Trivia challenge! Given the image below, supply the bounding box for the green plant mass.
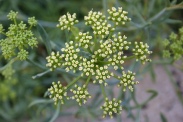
[46,7,152,118]
[0,11,37,60]
[0,0,183,122]
[163,26,183,61]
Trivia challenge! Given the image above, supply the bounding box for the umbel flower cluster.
[0,61,17,101]
[46,7,152,118]
[0,11,38,60]
[163,26,183,60]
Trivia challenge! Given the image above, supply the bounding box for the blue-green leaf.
[37,23,52,54]
[29,99,53,108]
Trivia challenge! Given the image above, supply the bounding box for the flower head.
[57,13,78,30]
[70,84,91,106]
[108,7,131,25]
[75,32,93,48]
[46,52,62,71]
[60,41,81,72]
[118,71,139,91]
[28,17,37,26]
[84,10,114,39]
[133,42,152,64]
[48,81,68,105]
[17,49,28,61]
[101,98,122,118]
[7,10,18,20]
[0,11,38,60]
[163,26,183,61]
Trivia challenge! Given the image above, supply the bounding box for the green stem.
[97,61,111,65]
[0,31,6,35]
[102,0,108,18]
[100,84,107,98]
[0,57,17,72]
[65,30,69,42]
[112,73,120,80]
[14,18,17,26]
[29,25,32,30]
[32,70,51,79]
[124,55,135,60]
[66,75,82,89]
[85,75,92,86]
[166,4,183,11]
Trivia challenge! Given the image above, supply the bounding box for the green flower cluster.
[108,7,131,25]
[0,11,38,60]
[101,98,122,118]
[0,79,17,101]
[57,13,79,30]
[0,61,17,101]
[46,7,152,118]
[118,71,139,92]
[163,27,183,60]
[46,52,62,71]
[48,81,68,105]
[70,84,91,106]
[48,81,91,106]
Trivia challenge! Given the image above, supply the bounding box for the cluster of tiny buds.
[111,33,130,51]
[61,41,81,72]
[70,84,91,106]
[75,32,93,48]
[84,10,114,39]
[118,71,139,92]
[108,7,131,25]
[48,81,68,105]
[80,58,95,76]
[163,27,183,60]
[0,24,4,33]
[17,49,28,61]
[46,52,62,71]
[101,98,122,118]
[28,17,37,26]
[57,13,79,30]
[45,7,153,119]
[0,11,38,60]
[133,42,152,64]
[93,65,112,86]
[7,10,18,20]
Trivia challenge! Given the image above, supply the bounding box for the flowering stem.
[100,84,107,98]
[13,18,17,25]
[87,47,93,54]
[29,25,32,30]
[85,75,92,86]
[32,70,51,79]
[0,31,6,35]
[0,57,17,72]
[112,73,120,80]
[65,30,69,42]
[98,61,111,65]
[124,55,135,60]
[66,75,82,89]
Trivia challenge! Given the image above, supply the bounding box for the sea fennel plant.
[0,11,38,102]
[163,26,183,61]
[46,7,152,118]
[0,10,37,61]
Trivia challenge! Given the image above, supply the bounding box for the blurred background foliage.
[0,0,183,122]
